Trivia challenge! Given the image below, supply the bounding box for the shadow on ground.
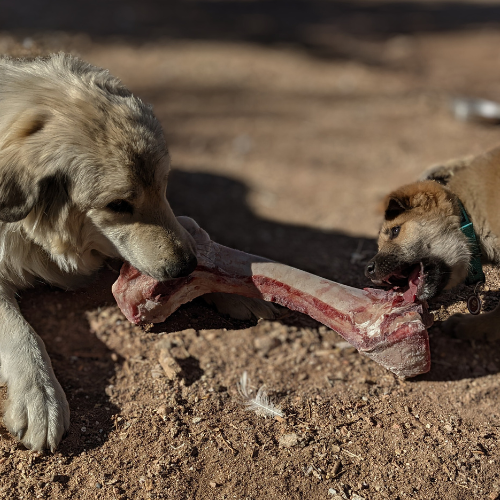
[2,168,498,455]
[167,169,500,384]
[167,169,376,284]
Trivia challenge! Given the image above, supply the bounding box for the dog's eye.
[106,200,134,214]
[390,226,401,239]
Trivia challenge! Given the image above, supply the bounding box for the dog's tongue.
[402,263,425,305]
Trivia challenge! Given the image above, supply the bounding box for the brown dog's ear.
[384,181,448,221]
[384,197,407,220]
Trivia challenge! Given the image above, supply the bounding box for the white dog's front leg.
[0,286,70,451]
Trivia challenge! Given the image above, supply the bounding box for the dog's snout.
[365,260,377,279]
[166,252,198,279]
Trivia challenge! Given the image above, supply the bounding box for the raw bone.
[112,217,432,378]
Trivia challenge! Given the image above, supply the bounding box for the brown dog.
[365,146,500,340]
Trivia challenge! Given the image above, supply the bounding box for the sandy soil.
[1,14,500,500]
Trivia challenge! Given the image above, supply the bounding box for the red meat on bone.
[112,217,432,378]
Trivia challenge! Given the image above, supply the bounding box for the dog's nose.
[167,253,198,279]
[365,260,376,279]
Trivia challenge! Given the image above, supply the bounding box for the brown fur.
[366,145,500,340]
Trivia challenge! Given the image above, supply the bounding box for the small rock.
[331,460,341,475]
[156,405,173,418]
[253,336,281,354]
[158,349,182,380]
[279,433,299,448]
[209,481,218,488]
[351,494,366,500]
[192,417,202,424]
[51,475,69,484]
[328,489,337,496]
[331,445,341,453]
[95,483,102,489]
[151,364,164,379]
[312,468,322,480]
[444,424,453,433]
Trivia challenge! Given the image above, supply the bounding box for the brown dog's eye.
[106,200,133,214]
[390,226,401,239]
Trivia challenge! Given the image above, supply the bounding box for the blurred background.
[3,0,500,283]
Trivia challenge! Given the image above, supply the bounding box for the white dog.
[0,53,199,451]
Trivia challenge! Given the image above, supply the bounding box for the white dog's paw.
[3,376,70,452]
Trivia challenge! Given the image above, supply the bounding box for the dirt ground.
[3,4,500,499]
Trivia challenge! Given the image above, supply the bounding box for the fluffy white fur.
[0,53,199,451]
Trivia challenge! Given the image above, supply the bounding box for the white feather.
[237,371,284,419]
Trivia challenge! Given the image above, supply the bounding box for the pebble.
[95,483,102,489]
[332,460,341,475]
[444,424,453,433]
[151,365,164,379]
[156,405,173,418]
[351,494,366,500]
[253,336,281,354]
[192,417,202,424]
[158,349,182,380]
[279,433,299,448]
[312,469,322,480]
[209,481,218,488]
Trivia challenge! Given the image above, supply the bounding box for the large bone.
[112,217,432,378]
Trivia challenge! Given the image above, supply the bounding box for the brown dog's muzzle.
[364,252,404,282]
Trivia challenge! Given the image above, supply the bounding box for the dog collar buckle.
[458,200,485,285]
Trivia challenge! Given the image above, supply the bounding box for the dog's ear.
[0,168,39,222]
[384,181,447,221]
[0,111,51,222]
[384,197,407,220]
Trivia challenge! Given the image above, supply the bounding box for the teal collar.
[457,200,485,285]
